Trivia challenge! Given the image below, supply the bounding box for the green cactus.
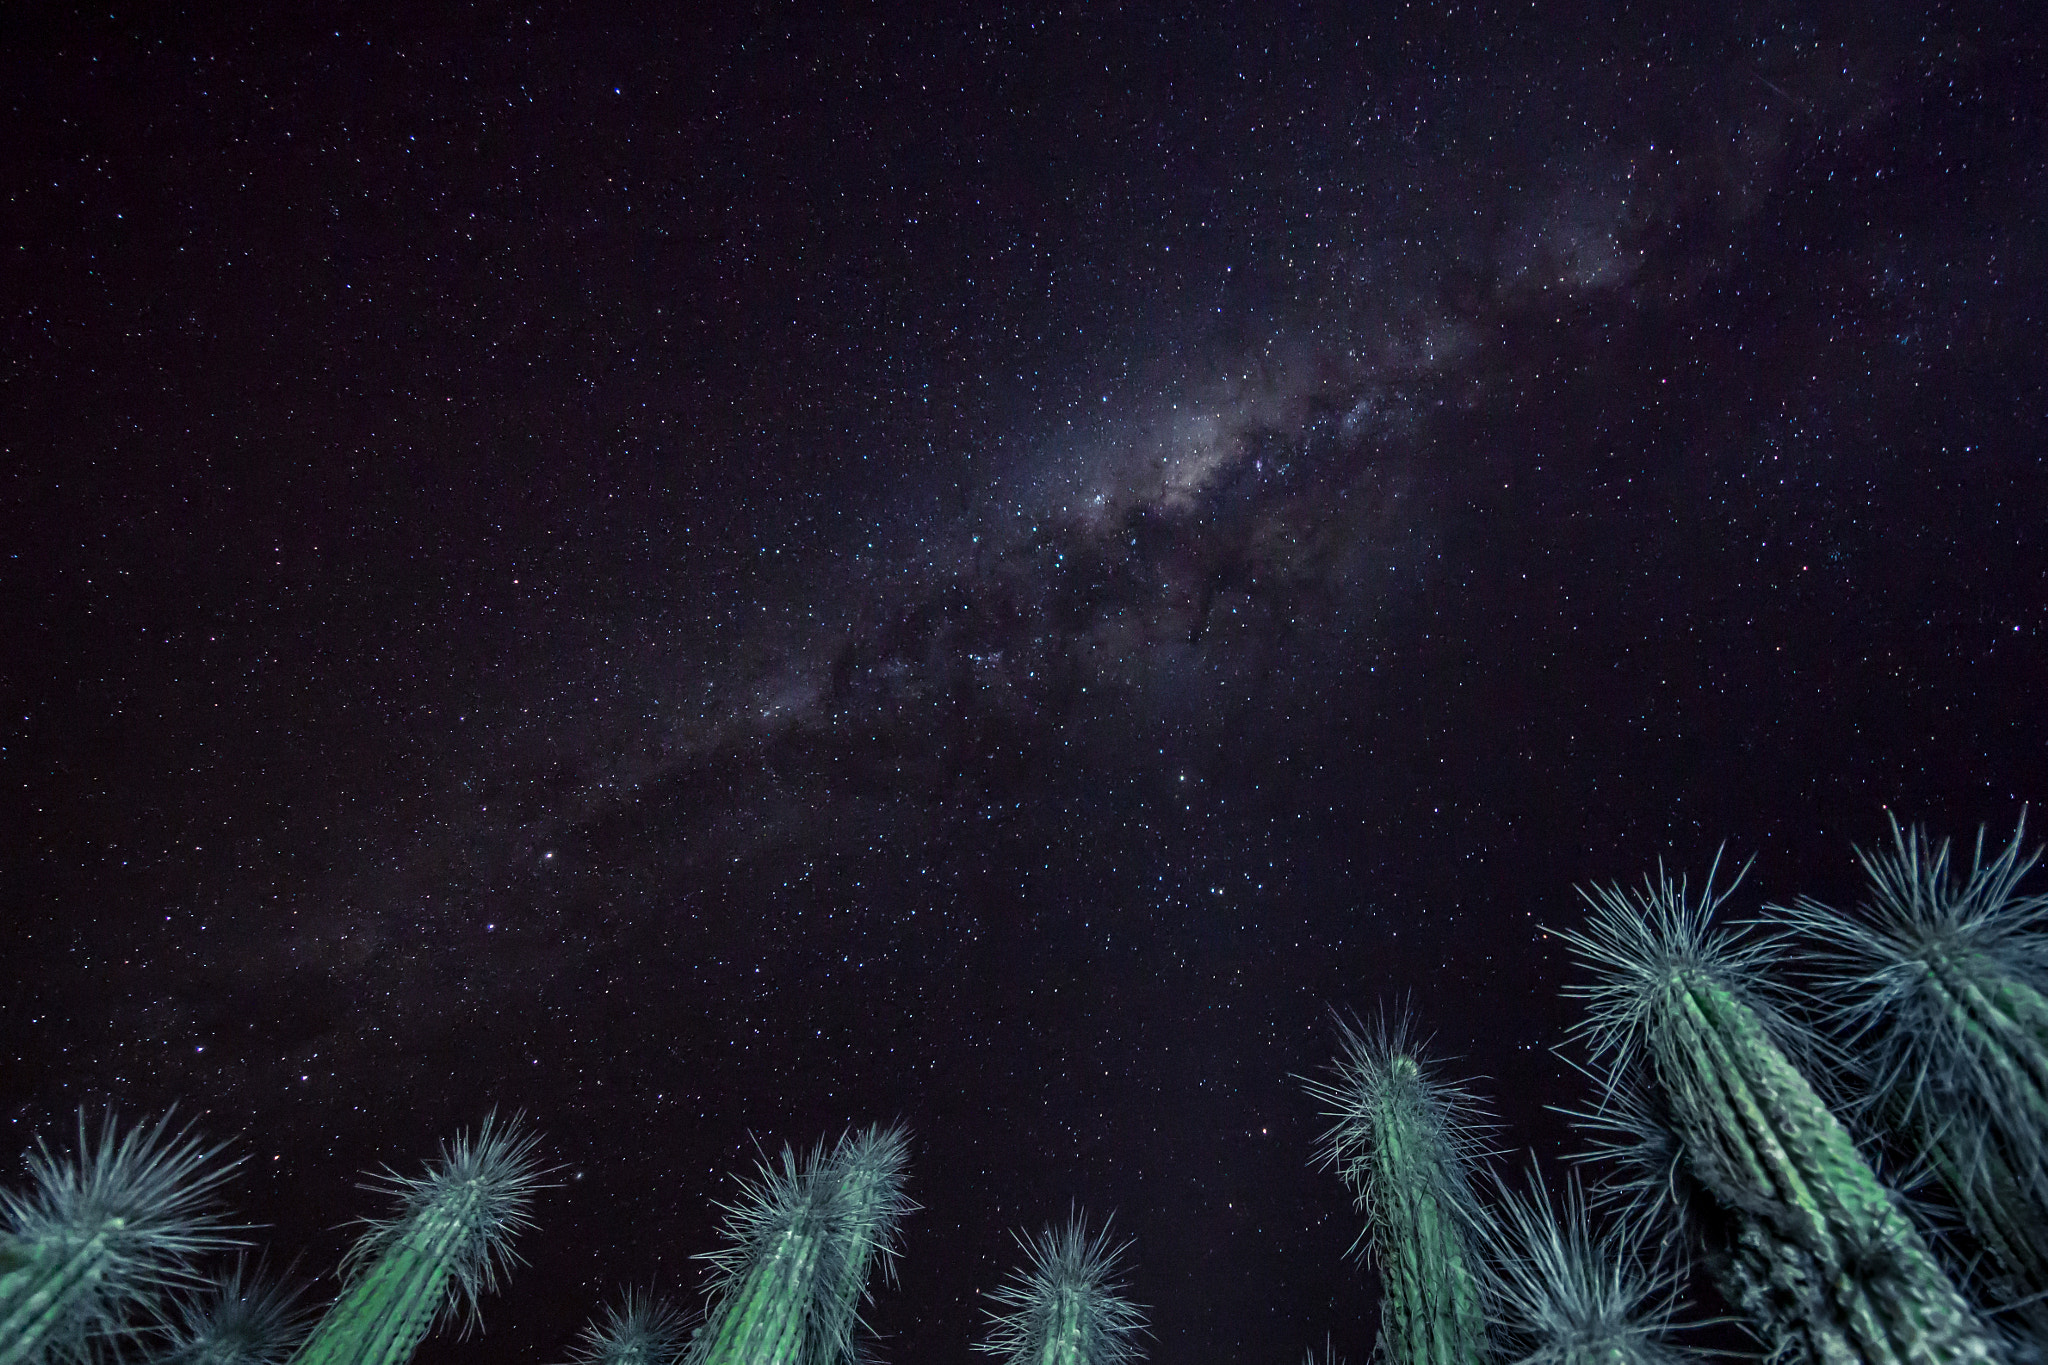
[290,1111,548,1365]
[690,1125,913,1365]
[564,1288,691,1365]
[1468,1161,1689,1365]
[1771,815,2048,1332]
[975,1212,1146,1365]
[0,1110,244,1365]
[155,1257,312,1365]
[1300,1012,1490,1365]
[1559,856,2004,1364]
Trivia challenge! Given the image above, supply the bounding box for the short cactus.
[155,1256,312,1365]
[690,1124,913,1365]
[1300,1012,1489,1365]
[1468,1161,1690,1365]
[975,1212,1146,1365]
[564,1287,691,1365]
[1771,814,2048,1325]
[1559,856,2004,1364]
[290,1111,548,1365]
[0,1110,244,1365]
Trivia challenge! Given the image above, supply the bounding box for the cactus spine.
[1301,1013,1489,1365]
[1774,815,2048,1331]
[1560,858,2003,1364]
[690,1125,912,1365]
[290,1111,547,1365]
[0,1111,243,1365]
[976,1213,1146,1365]
[1468,1162,1687,1365]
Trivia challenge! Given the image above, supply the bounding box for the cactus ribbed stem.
[290,1112,547,1365]
[0,1112,242,1365]
[1774,816,2048,1326]
[691,1126,912,1365]
[1301,1014,1489,1365]
[1563,861,2004,1364]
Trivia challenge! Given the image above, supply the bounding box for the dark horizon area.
[4,4,2044,1362]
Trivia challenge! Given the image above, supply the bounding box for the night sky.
[4,4,2045,1362]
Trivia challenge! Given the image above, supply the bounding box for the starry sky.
[3,4,2045,1362]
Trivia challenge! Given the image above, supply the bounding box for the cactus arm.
[0,1229,114,1365]
[1564,863,2006,1364]
[291,1214,460,1365]
[0,1112,242,1365]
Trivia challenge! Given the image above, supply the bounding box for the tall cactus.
[1771,815,2048,1336]
[0,1110,244,1365]
[1559,857,2004,1364]
[565,1288,691,1365]
[690,1125,913,1365]
[290,1111,548,1365]
[976,1212,1146,1365]
[1468,1161,1688,1365]
[1300,1012,1489,1365]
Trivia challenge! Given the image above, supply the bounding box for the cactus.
[1771,814,2048,1332]
[290,1111,548,1365]
[690,1125,913,1365]
[155,1257,312,1365]
[0,1110,244,1365]
[1299,1012,1489,1365]
[565,1288,691,1365]
[1559,856,2004,1364]
[1468,1161,1689,1365]
[975,1212,1146,1365]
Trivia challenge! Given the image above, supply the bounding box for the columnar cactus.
[290,1111,548,1365]
[1300,1013,1489,1365]
[0,1110,244,1365]
[1773,815,2048,1330]
[690,1125,913,1365]
[975,1213,1146,1365]
[1560,858,2004,1364]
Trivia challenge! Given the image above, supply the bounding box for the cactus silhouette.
[0,1110,244,1365]
[1773,814,2048,1336]
[975,1212,1146,1365]
[1559,856,2003,1364]
[1301,1012,1489,1365]
[689,1125,913,1365]
[289,1111,548,1365]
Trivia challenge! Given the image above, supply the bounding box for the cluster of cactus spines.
[1468,1161,1690,1365]
[690,1125,913,1365]
[154,1257,313,1365]
[0,1110,245,1365]
[1559,860,2005,1365]
[290,1110,549,1365]
[1771,814,2048,1319]
[563,1288,691,1365]
[1301,1012,1489,1365]
[975,1212,1146,1365]
[1299,1334,1345,1365]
